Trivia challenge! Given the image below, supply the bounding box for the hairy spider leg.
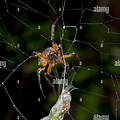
[37,67,46,99]
[59,52,78,78]
[45,63,56,94]
[63,52,80,71]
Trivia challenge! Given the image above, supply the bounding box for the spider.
[32,23,80,98]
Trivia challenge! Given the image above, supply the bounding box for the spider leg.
[37,67,46,99]
[45,63,56,94]
[63,52,80,71]
[46,73,56,78]
[44,73,56,94]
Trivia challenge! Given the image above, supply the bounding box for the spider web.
[0,0,120,120]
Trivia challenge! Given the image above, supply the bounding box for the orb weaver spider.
[32,22,80,99]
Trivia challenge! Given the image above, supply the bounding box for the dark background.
[0,0,120,120]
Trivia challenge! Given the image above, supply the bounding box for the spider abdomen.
[47,52,58,62]
[41,47,59,63]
